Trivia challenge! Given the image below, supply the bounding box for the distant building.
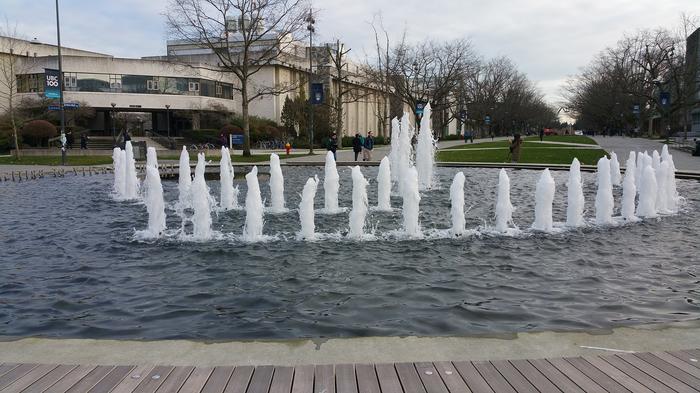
[687,27,700,134]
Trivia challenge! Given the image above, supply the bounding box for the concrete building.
[686,27,700,135]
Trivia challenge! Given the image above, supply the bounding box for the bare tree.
[0,26,33,159]
[362,14,395,138]
[166,0,309,156]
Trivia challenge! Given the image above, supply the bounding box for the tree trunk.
[241,83,251,157]
[9,101,20,160]
[336,92,343,138]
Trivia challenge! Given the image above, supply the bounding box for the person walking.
[509,134,523,163]
[80,133,89,149]
[352,133,363,161]
[328,132,339,161]
[362,131,375,161]
[539,128,544,141]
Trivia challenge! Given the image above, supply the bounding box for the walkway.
[593,136,700,172]
[0,349,699,392]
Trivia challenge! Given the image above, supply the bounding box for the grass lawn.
[437,147,608,165]
[524,135,597,145]
[445,140,600,150]
[0,155,114,166]
[158,153,309,162]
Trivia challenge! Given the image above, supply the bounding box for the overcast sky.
[2,0,699,107]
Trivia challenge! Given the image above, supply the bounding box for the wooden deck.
[1,349,699,393]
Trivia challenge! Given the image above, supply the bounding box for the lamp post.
[165,104,171,139]
[306,10,315,154]
[110,102,116,147]
[412,61,420,131]
[55,0,66,165]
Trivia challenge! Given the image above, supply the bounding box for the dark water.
[0,166,698,340]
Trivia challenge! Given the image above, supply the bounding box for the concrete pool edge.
[1,321,699,366]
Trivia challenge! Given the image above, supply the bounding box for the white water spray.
[139,147,166,238]
[322,151,342,213]
[566,158,585,227]
[178,146,192,208]
[450,172,466,236]
[495,169,514,233]
[636,163,658,218]
[112,147,126,198]
[609,151,621,186]
[269,153,287,213]
[124,141,139,200]
[595,156,614,225]
[348,166,369,239]
[219,147,239,210]
[396,114,413,196]
[191,153,213,240]
[621,152,637,221]
[376,157,392,211]
[415,104,435,190]
[402,167,422,237]
[532,169,555,232]
[389,117,401,182]
[243,166,265,241]
[298,176,319,240]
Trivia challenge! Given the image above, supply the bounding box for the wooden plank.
[111,365,156,393]
[89,366,135,393]
[132,366,174,393]
[290,365,314,393]
[508,360,561,393]
[564,357,630,393]
[634,352,700,388]
[222,366,254,393]
[452,361,494,393]
[0,364,38,390]
[313,364,334,393]
[155,367,195,393]
[394,363,426,393]
[335,364,357,393]
[599,355,675,393]
[63,366,115,393]
[374,364,403,393]
[667,350,700,369]
[583,356,652,393]
[414,362,448,393]
[431,362,471,393]
[247,366,274,393]
[268,366,294,393]
[471,361,515,393]
[0,364,19,379]
[178,367,214,393]
[200,366,234,393]
[44,365,98,393]
[653,352,700,379]
[489,361,537,393]
[22,365,78,393]
[546,358,606,393]
[615,354,698,393]
[527,359,583,393]
[354,364,380,393]
[1,364,57,393]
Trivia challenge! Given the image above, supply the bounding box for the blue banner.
[44,69,61,99]
[230,134,244,145]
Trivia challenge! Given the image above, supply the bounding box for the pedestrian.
[352,133,363,161]
[362,131,375,161]
[509,134,523,163]
[219,132,227,147]
[285,141,291,156]
[328,132,339,161]
[539,128,544,141]
[80,133,89,149]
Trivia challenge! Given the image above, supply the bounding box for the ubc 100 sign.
[44,69,61,99]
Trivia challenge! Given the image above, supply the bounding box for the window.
[109,75,122,90]
[147,79,159,91]
[188,81,200,92]
[64,73,77,89]
[216,84,223,97]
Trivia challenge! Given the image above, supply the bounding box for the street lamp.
[306,10,315,154]
[110,102,117,147]
[55,0,66,165]
[412,61,420,130]
[165,104,171,140]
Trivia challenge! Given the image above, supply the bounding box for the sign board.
[660,92,670,107]
[48,105,61,111]
[415,101,426,116]
[459,110,467,121]
[64,102,80,109]
[129,104,142,108]
[484,115,491,125]
[632,104,640,114]
[229,134,244,146]
[44,69,61,99]
[310,83,324,105]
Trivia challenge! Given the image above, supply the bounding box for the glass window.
[122,75,149,94]
[147,79,159,91]
[64,73,77,90]
[76,73,110,92]
[200,80,215,97]
[188,81,200,93]
[110,75,122,90]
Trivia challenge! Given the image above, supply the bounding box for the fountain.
[124,141,139,200]
[595,156,614,225]
[389,118,401,183]
[662,147,679,213]
[531,169,555,232]
[450,171,466,236]
[322,151,343,214]
[219,147,239,211]
[415,104,435,190]
[396,114,413,196]
[112,147,126,199]
[269,153,287,213]
[298,176,319,240]
[635,151,644,194]
[637,162,658,218]
[495,169,514,233]
[190,153,213,240]
[243,166,265,241]
[566,158,585,227]
[609,151,621,186]
[348,166,370,239]
[376,157,392,211]
[402,167,422,237]
[656,161,672,214]
[621,152,638,221]
[138,147,166,239]
[178,146,192,209]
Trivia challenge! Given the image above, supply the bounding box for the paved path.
[594,136,700,172]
